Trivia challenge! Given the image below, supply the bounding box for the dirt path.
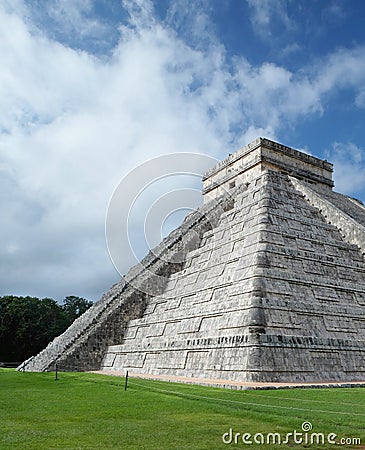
[91,370,365,390]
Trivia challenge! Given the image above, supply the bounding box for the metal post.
[124,370,129,391]
[55,363,58,381]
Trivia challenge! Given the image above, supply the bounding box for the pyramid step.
[20,138,365,383]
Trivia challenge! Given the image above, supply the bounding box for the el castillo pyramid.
[20,138,365,383]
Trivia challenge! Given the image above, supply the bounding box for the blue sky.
[1,0,365,302]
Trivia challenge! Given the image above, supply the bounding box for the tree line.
[0,295,93,363]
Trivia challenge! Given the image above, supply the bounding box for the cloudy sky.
[1,0,365,302]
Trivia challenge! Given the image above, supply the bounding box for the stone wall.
[18,189,235,372]
[102,170,365,382]
[20,138,365,383]
[290,177,365,255]
[203,138,333,201]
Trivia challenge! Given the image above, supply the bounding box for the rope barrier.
[127,380,365,417]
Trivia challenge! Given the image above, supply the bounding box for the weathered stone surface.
[20,138,365,383]
[202,137,334,202]
[18,188,233,372]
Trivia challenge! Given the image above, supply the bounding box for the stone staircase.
[18,188,237,372]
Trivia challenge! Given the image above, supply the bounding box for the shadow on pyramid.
[19,138,365,384]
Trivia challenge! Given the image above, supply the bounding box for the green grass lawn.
[0,369,364,449]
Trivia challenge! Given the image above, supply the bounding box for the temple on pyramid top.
[19,137,365,387]
[203,137,334,202]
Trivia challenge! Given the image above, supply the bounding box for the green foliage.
[0,295,92,362]
[62,295,93,323]
[0,370,364,449]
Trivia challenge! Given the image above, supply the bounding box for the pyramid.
[20,138,365,383]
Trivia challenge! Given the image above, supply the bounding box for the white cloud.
[45,0,95,32]
[165,0,217,51]
[329,142,365,196]
[0,1,231,301]
[327,1,347,20]
[231,61,323,133]
[355,90,365,108]
[1,0,365,301]
[246,0,294,37]
[122,0,156,30]
[314,47,365,96]
[280,42,301,58]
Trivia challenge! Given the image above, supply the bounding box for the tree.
[62,296,93,323]
[0,295,93,363]
[0,296,66,362]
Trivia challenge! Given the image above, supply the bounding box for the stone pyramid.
[21,138,365,383]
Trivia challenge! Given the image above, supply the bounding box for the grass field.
[0,369,364,449]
